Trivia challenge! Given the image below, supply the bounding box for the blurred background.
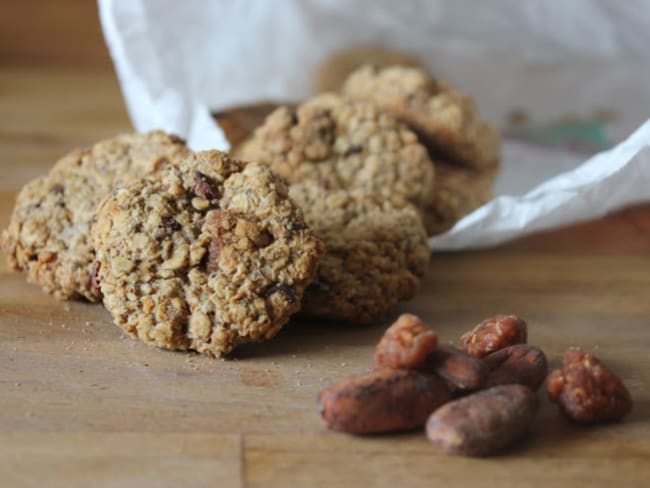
[0,1,133,241]
[2,1,110,68]
[2,0,650,190]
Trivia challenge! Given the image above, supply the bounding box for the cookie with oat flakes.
[290,182,430,324]
[0,131,189,301]
[236,93,435,216]
[342,65,500,170]
[218,101,494,236]
[92,150,323,357]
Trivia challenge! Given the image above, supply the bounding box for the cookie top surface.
[92,151,323,357]
[1,131,190,301]
[237,93,435,212]
[342,65,500,170]
[289,182,430,324]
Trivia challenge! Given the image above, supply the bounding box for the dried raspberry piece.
[546,347,633,423]
[459,315,527,358]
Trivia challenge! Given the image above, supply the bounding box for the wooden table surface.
[1,66,649,488]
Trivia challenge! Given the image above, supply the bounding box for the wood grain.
[1,433,242,487]
[0,0,112,68]
[1,66,650,487]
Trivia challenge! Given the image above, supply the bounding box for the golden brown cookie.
[1,131,190,301]
[217,101,494,235]
[342,65,500,170]
[290,182,430,324]
[92,151,323,357]
[236,93,435,215]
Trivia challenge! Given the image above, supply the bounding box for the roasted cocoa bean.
[425,344,488,393]
[426,384,537,456]
[484,344,548,391]
[319,368,451,434]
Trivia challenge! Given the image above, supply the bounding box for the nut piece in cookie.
[290,182,430,324]
[236,93,436,218]
[0,131,190,301]
[92,150,323,357]
[342,65,500,170]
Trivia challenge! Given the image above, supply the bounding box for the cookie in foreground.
[92,151,323,357]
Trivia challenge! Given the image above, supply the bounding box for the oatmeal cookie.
[342,65,500,170]
[237,93,435,214]
[424,162,496,234]
[92,151,323,357]
[313,45,424,93]
[220,101,493,235]
[0,131,190,301]
[290,182,430,324]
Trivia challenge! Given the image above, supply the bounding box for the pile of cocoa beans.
[318,314,633,456]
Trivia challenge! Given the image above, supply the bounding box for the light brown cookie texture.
[342,65,501,170]
[313,45,424,93]
[237,93,435,215]
[425,162,496,235]
[216,102,493,236]
[92,151,323,357]
[0,131,190,301]
[290,182,430,324]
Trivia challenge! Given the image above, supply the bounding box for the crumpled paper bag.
[99,0,650,250]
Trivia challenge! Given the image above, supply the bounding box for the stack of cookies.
[229,64,500,323]
[1,63,499,358]
[218,64,500,236]
[1,133,322,357]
